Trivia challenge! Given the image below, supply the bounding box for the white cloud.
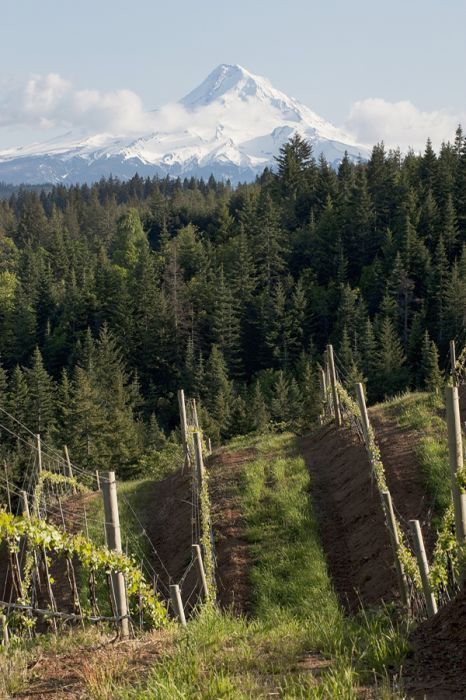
[0,73,153,135]
[0,73,465,154]
[345,98,464,152]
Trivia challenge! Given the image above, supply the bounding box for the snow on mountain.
[0,64,369,184]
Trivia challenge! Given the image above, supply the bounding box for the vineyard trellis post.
[101,471,130,638]
[169,584,187,627]
[355,383,370,449]
[63,445,76,494]
[381,490,409,607]
[193,544,209,601]
[193,431,205,492]
[95,470,100,491]
[36,434,42,473]
[326,344,342,428]
[192,398,199,429]
[445,386,466,584]
[450,339,457,388]
[178,389,190,471]
[3,461,11,512]
[319,368,327,418]
[409,519,437,617]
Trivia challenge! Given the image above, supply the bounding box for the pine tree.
[420,331,443,393]
[25,347,56,436]
[374,318,409,398]
[205,345,232,437]
[110,208,148,270]
[271,371,290,428]
[248,381,270,434]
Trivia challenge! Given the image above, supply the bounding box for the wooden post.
[192,398,199,429]
[193,432,205,485]
[3,462,11,512]
[450,339,457,387]
[169,584,187,627]
[409,519,437,618]
[101,471,130,639]
[319,368,327,416]
[381,490,409,607]
[1,614,8,647]
[193,544,209,601]
[36,434,42,473]
[95,470,101,491]
[21,490,30,519]
[445,386,466,553]
[355,383,371,448]
[207,437,212,455]
[326,344,342,428]
[63,445,76,494]
[178,389,190,470]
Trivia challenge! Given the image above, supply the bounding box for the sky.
[1,0,465,151]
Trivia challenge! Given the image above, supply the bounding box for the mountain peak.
[180,63,274,110]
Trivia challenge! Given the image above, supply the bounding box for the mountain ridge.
[0,64,369,184]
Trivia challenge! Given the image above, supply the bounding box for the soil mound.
[300,424,397,611]
[370,407,436,556]
[404,588,466,699]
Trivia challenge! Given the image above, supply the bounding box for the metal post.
[63,445,76,494]
[193,544,209,601]
[36,434,42,473]
[326,344,342,428]
[409,520,437,617]
[169,584,187,627]
[381,490,409,606]
[450,339,457,387]
[178,389,190,470]
[101,471,130,638]
[445,387,466,552]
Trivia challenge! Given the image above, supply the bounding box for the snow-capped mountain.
[0,65,369,184]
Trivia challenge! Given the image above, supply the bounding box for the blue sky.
[1,0,465,150]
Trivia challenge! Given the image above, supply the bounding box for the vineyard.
[0,345,465,697]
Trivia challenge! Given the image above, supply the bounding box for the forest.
[0,130,465,483]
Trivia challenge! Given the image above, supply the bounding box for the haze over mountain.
[0,64,369,185]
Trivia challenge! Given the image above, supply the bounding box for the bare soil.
[300,424,398,611]
[369,406,437,557]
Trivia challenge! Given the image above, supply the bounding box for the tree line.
[0,130,465,479]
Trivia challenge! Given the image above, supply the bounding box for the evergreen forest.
[0,130,465,481]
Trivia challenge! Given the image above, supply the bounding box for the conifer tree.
[248,381,270,434]
[25,347,56,436]
[374,318,409,398]
[420,331,443,393]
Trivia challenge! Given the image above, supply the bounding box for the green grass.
[378,391,451,521]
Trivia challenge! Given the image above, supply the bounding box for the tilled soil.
[144,448,253,615]
[370,407,436,557]
[300,424,398,611]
